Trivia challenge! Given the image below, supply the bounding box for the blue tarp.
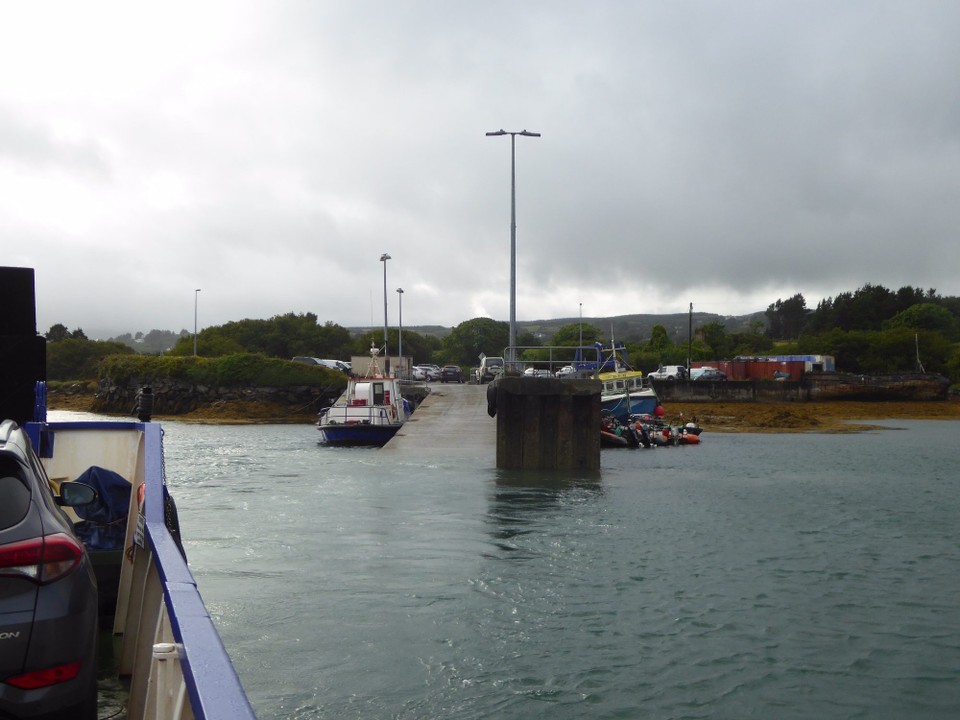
[72,466,131,551]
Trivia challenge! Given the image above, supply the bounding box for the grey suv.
[0,419,100,720]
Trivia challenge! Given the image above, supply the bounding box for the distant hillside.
[518,311,767,345]
[351,312,767,345]
[104,312,767,352]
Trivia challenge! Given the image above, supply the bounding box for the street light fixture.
[486,128,540,367]
[396,287,404,378]
[380,253,391,374]
[193,288,201,356]
[579,302,583,352]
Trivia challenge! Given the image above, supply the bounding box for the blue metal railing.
[27,416,257,720]
[140,421,258,719]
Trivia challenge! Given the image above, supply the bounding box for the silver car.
[0,420,100,720]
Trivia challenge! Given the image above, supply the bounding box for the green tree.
[946,347,960,385]
[797,327,952,374]
[169,313,353,359]
[438,317,510,368]
[551,323,602,347]
[765,293,807,339]
[45,323,70,342]
[646,324,671,352]
[699,321,731,359]
[46,338,134,380]
[885,303,960,341]
[804,284,941,334]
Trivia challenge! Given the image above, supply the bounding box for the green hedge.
[98,353,348,389]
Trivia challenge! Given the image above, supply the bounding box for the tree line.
[43,284,960,386]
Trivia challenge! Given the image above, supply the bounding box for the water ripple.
[162,419,960,720]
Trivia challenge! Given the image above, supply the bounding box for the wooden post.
[494,376,600,471]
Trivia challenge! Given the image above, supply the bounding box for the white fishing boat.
[317,345,412,447]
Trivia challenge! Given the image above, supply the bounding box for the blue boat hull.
[318,422,403,447]
[601,393,658,423]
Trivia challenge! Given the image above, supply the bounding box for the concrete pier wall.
[493,377,600,471]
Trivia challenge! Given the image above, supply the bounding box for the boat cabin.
[601,373,648,395]
[348,380,393,407]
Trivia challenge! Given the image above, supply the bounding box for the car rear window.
[0,474,30,530]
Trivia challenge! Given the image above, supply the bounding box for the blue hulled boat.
[598,369,659,423]
[318,346,412,447]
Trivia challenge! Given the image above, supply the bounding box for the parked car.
[440,365,464,383]
[555,365,576,379]
[475,356,504,384]
[410,366,428,381]
[648,364,687,381]
[292,357,351,374]
[695,368,728,381]
[0,420,100,720]
[415,365,440,381]
[523,367,552,378]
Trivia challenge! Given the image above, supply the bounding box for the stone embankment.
[90,378,339,423]
[50,377,433,424]
[653,373,950,403]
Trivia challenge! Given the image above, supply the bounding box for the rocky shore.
[667,399,960,433]
[47,383,320,424]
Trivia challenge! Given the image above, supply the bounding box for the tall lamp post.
[380,253,391,374]
[193,288,201,356]
[396,287,404,378]
[579,302,583,351]
[486,128,540,367]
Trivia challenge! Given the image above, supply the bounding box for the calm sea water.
[152,419,960,719]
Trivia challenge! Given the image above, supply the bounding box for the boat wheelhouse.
[598,369,659,423]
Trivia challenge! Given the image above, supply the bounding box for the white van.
[648,364,687,381]
[292,357,351,374]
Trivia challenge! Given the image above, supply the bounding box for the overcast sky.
[4,2,959,339]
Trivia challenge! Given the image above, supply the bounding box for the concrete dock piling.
[492,376,600,471]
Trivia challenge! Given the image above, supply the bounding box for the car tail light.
[4,661,82,689]
[0,533,84,584]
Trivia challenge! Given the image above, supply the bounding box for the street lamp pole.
[486,128,540,366]
[193,288,201,356]
[397,287,404,378]
[380,253,391,374]
[579,302,583,349]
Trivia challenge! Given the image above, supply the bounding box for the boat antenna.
[368,341,384,378]
[607,323,626,373]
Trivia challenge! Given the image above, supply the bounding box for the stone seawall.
[91,378,339,417]
[653,373,949,403]
[653,379,806,403]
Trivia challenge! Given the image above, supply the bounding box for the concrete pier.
[492,377,600,471]
[385,378,600,472]
[383,382,495,460]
